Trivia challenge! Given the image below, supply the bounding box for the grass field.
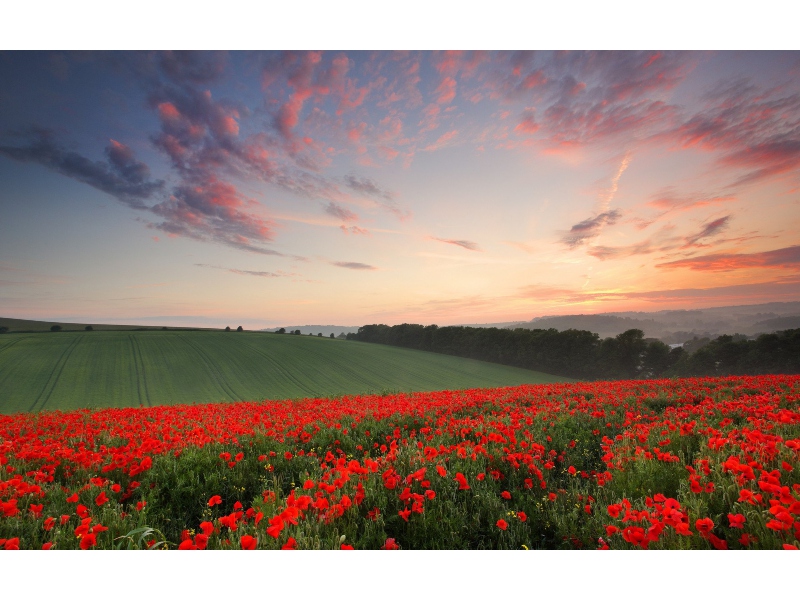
[0,330,570,414]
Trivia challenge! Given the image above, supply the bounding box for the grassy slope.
[0,331,571,414]
[0,316,211,332]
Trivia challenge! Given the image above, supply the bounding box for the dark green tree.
[237,326,243,332]
[50,325,61,332]
[85,325,93,331]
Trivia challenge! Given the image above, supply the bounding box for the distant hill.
[0,316,215,333]
[506,302,800,344]
[262,325,361,336]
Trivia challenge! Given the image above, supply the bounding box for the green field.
[0,330,570,414]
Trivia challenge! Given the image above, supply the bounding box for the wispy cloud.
[0,129,163,209]
[657,245,800,272]
[560,210,622,249]
[324,201,359,222]
[431,237,482,251]
[331,261,378,270]
[195,263,297,278]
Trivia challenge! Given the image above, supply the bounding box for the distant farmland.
[0,331,570,414]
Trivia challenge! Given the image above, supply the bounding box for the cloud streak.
[561,210,622,249]
[0,129,163,209]
[431,237,482,251]
[657,245,800,272]
[331,261,378,270]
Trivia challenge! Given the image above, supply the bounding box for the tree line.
[346,324,800,380]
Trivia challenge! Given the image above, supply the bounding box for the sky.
[1,49,799,328]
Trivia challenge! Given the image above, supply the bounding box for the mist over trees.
[347,324,800,380]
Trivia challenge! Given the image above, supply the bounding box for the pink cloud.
[514,109,539,135]
[422,130,459,152]
[646,189,736,213]
[435,76,457,104]
[657,245,800,272]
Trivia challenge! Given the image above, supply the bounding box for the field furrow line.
[178,334,239,401]
[29,335,83,412]
[240,339,320,396]
[0,337,24,355]
[129,334,151,407]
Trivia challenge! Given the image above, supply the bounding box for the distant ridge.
[261,325,360,336]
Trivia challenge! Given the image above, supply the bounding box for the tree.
[237,326,243,332]
[85,325,93,331]
[294,330,301,335]
[162,327,168,330]
[50,325,61,332]
[330,333,335,338]
[0,326,8,334]
[277,328,286,334]
[225,326,231,332]
[318,333,323,337]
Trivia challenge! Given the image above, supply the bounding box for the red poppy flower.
[136,501,146,511]
[607,504,622,518]
[728,513,746,528]
[240,535,257,550]
[194,534,209,550]
[178,539,197,550]
[111,484,121,493]
[208,495,222,507]
[501,491,511,500]
[95,491,109,506]
[80,533,97,550]
[436,465,447,477]
[381,537,400,550]
[235,452,244,462]
[4,538,20,550]
[454,472,470,490]
[233,501,243,510]
[340,544,354,550]
[66,493,79,503]
[695,518,714,535]
[548,493,557,501]
[517,511,527,522]
[60,515,70,525]
[199,521,214,536]
[496,519,508,531]
[303,479,315,490]
[568,466,577,476]
[398,508,411,522]
[282,537,297,550]
[42,542,54,550]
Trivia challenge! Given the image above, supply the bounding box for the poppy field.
[1,375,799,550]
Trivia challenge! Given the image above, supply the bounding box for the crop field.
[1,375,798,550]
[0,331,568,414]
